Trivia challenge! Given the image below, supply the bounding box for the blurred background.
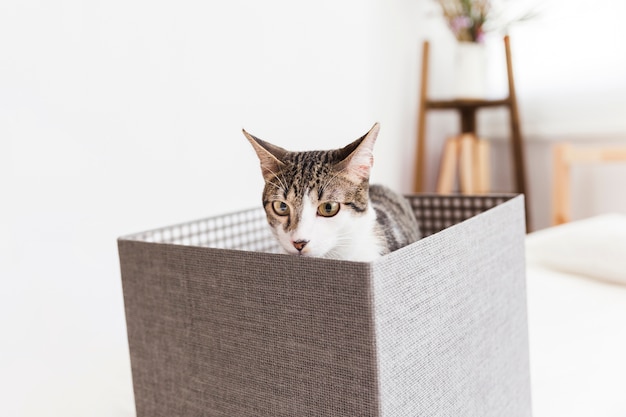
[1,0,625,416]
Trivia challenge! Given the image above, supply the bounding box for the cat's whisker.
[267,179,287,195]
[264,166,289,194]
[318,170,345,196]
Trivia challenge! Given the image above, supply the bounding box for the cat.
[243,123,421,262]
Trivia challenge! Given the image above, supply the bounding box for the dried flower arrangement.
[436,0,537,43]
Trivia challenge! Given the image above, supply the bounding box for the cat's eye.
[271,201,290,216]
[317,202,340,217]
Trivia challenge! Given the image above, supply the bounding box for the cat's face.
[244,124,380,258]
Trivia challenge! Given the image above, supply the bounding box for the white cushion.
[526,214,626,286]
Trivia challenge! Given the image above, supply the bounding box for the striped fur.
[369,184,421,254]
[244,123,420,261]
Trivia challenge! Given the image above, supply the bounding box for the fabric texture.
[373,196,530,416]
[118,194,531,417]
[119,245,379,416]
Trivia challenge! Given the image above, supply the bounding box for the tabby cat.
[243,123,420,262]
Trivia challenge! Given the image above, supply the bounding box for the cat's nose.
[293,239,309,252]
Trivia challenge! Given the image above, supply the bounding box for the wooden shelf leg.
[459,134,476,194]
[475,139,490,194]
[504,35,530,231]
[437,136,460,194]
[414,41,430,193]
[552,143,571,226]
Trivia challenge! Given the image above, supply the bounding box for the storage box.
[118,194,531,417]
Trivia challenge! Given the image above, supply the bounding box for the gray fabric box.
[118,194,531,417]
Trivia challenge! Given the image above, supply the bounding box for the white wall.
[0,1,427,416]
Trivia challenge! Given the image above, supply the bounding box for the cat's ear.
[336,122,380,182]
[243,129,287,181]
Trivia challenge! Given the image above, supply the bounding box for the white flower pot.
[454,41,487,99]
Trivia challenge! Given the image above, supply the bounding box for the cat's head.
[243,123,380,258]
